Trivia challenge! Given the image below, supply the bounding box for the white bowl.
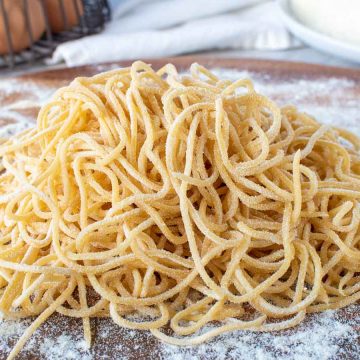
[277,0,360,64]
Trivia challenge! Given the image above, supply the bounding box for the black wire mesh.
[0,0,110,69]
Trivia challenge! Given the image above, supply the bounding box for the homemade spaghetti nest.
[1,61,360,358]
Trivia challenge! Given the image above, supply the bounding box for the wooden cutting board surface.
[0,56,360,360]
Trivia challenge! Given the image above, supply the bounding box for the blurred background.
[0,0,359,76]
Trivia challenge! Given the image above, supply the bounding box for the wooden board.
[0,56,360,360]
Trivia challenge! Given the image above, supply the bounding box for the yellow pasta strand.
[0,61,360,358]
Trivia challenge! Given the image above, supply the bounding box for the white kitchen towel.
[52,0,299,66]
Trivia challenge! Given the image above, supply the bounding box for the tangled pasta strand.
[1,62,360,359]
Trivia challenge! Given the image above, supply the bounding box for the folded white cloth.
[52,0,298,66]
[108,0,260,33]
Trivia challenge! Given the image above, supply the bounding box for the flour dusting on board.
[0,78,55,138]
[0,68,359,360]
[159,306,360,360]
[0,306,359,360]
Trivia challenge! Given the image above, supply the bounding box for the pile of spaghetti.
[1,62,360,359]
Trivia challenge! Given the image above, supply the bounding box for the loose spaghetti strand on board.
[1,62,360,358]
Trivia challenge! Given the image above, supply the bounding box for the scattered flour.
[37,335,91,360]
[0,78,54,100]
[0,67,359,359]
[0,306,359,360]
[0,78,55,138]
[159,306,360,360]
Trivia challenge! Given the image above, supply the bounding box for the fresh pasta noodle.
[1,61,360,358]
